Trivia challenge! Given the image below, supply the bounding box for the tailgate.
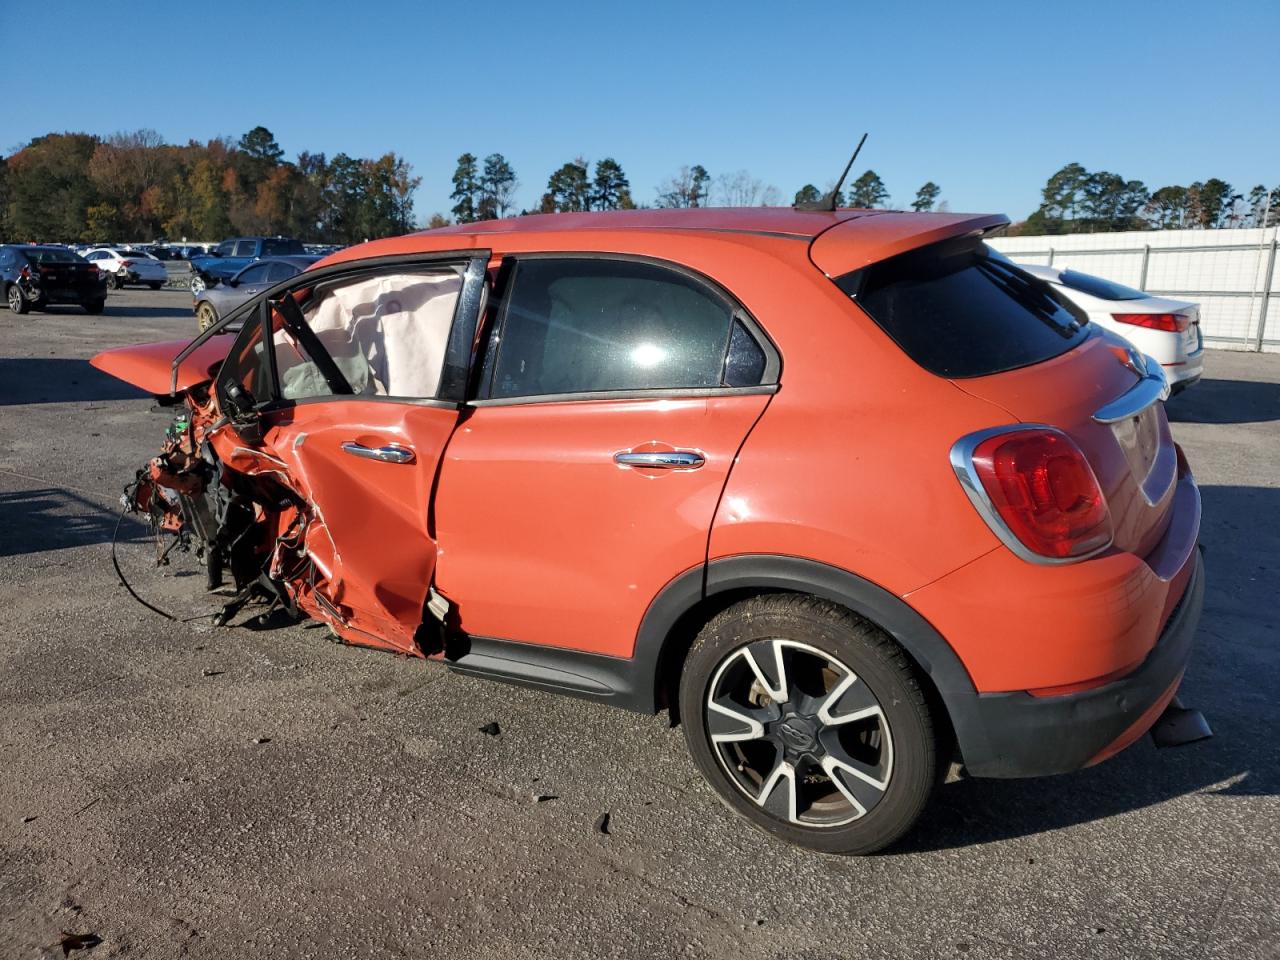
[955,333,1177,558]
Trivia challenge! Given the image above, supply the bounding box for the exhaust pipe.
[1150,696,1213,749]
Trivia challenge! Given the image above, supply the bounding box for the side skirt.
[445,636,652,712]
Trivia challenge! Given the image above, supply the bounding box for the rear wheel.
[83,299,106,315]
[7,284,29,314]
[196,301,218,332]
[147,281,163,290]
[111,272,126,290]
[679,594,939,855]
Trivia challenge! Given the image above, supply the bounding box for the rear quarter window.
[1058,269,1146,301]
[835,239,1089,378]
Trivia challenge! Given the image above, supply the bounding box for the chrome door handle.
[341,441,415,464]
[614,451,704,469]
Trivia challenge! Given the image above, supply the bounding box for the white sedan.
[1018,264,1203,393]
[82,248,169,290]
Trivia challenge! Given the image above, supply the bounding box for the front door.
[216,253,488,652]
[434,255,779,658]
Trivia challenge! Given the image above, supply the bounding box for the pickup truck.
[188,237,307,293]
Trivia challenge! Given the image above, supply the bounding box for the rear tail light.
[952,427,1113,562]
[1112,312,1189,333]
[19,265,30,280]
[87,264,99,276]
[121,260,134,268]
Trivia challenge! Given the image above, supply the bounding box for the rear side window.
[1058,269,1145,301]
[265,261,298,283]
[835,239,1089,378]
[486,258,761,399]
[262,238,302,256]
[23,247,80,264]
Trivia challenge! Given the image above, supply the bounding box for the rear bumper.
[954,546,1204,778]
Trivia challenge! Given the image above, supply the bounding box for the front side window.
[215,241,235,257]
[237,264,271,284]
[262,238,302,256]
[234,240,259,257]
[486,258,761,399]
[835,239,1089,379]
[273,267,465,401]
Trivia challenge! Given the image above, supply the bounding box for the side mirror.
[228,278,240,288]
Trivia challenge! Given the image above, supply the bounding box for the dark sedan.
[2,245,108,314]
[193,255,320,330]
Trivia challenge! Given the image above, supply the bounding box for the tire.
[7,283,29,314]
[111,272,125,290]
[83,299,106,315]
[678,594,940,855]
[148,281,163,290]
[196,301,218,332]
[189,274,206,295]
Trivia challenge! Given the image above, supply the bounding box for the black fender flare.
[631,554,993,764]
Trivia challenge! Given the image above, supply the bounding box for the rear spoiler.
[809,212,1010,278]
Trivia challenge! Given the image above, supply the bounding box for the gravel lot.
[1,288,1277,959]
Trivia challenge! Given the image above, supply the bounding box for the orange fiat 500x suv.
[93,207,1206,854]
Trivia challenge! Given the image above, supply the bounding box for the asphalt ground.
[1,287,1277,959]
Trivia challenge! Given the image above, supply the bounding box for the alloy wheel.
[705,638,893,827]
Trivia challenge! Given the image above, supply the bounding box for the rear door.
[433,256,778,657]
[215,253,488,652]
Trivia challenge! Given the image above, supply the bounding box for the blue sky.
[10,0,1278,223]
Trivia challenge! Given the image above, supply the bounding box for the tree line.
[0,127,418,243]
[1021,162,1280,234]
[3,127,1274,242]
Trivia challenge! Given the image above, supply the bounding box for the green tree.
[237,126,284,185]
[1246,184,1280,227]
[1188,179,1234,229]
[478,153,518,220]
[450,153,481,224]
[1145,185,1189,229]
[426,212,451,229]
[849,170,888,208]
[656,164,710,208]
[1038,162,1088,228]
[591,158,633,210]
[540,159,591,213]
[793,184,821,205]
[911,181,941,212]
[6,133,101,240]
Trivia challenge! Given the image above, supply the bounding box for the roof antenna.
[795,133,868,211]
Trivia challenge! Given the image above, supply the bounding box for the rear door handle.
[341,441,415,464]
[614,451,704,470]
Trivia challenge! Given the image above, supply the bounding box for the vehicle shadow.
[0,488,148,558]
[1166,377,1280,424]
[893,481,1279,853]
[0,357,149,406]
